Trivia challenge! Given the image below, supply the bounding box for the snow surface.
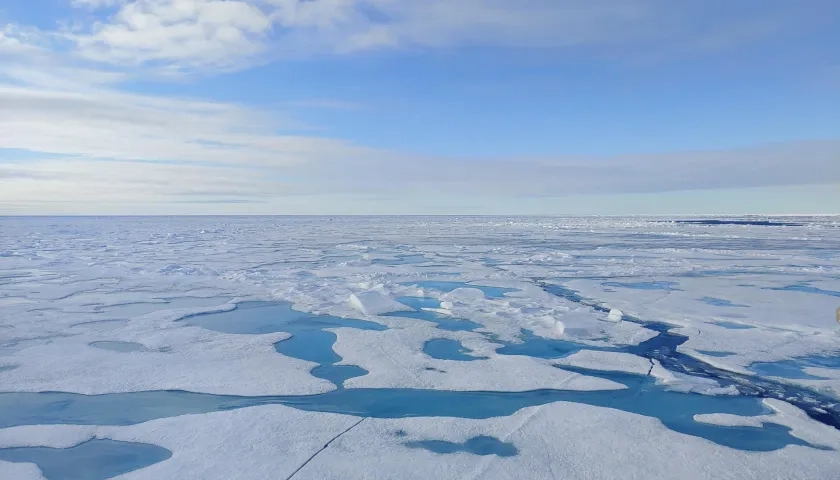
[0,461,45,480]
[1,215,839,479]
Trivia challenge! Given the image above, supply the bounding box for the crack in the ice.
[285,417,367,480]
[646,359,655,376]
[532,278,840,431]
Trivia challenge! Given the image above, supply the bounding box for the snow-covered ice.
[1,215,839,479]
[332,327,626,392]
[297,402,840,480]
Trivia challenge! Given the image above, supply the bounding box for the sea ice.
[299,402,840,480]
[2,215,840,479]
[1,309,334,395]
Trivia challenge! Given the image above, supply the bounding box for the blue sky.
[1,0,838,214]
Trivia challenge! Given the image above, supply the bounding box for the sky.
[1,0,839,215]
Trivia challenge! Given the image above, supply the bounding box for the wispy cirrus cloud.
[0,83,371,162]
[7,0,836,74]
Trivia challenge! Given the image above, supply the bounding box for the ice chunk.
[607,309,623,322]
[650,361,739,396]
[556,351,652,375]
[692,413,764,428]
[441,288,486,302]
[349,292,411,316]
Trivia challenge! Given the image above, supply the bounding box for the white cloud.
[71,0,274,69]
[4,0,822,74]
[0,82,378,166]
[1,25,46,56]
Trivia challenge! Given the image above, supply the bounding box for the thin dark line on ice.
[285,417,367,480]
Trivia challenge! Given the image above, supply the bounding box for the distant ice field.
[1,215,839,479]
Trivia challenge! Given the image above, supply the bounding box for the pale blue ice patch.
[0,439,171,480]
[802,355,840,369]
[495,329,614,359]
[423,339,487,361]
[384,310,482,332]
[700,297,749,307]
[748,360,830,380]
[602,281,681,291]
[713,321,756,330]
[404,436,518,457]
[696,350,736,358]
[767,284,840,298]
[89,341,149,353]
[181,301,385,387]
[748,354,840,380]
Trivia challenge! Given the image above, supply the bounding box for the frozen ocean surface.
[1,215,840,479]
